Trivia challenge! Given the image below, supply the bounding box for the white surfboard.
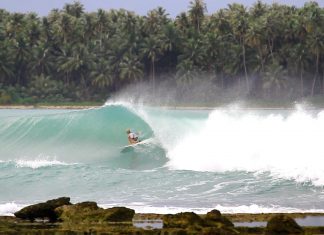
[121,138,152,153]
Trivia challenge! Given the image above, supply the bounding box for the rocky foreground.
[1,197,324,234]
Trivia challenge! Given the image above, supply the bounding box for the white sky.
[0,0,322,17]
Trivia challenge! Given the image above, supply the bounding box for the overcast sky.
[0,0,322,17]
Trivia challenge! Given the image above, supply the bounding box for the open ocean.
[1,102,324,216]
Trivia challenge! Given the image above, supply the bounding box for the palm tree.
[175,12,190,34]
[247,2,268,73]
[176,59,197,84]
[140,36,163,90]
[227,3,250,92]
[63,1,84,18]
[58,14,73,43]
[31,43,54,76]
[188,0,207,33]
[301,2,324,96]
[119,54,143,82]
[82,13,97,43]
[57,44,92,86]
[0,41,14,84]
[90,59,113,89]
[263,62,288,97]
[95,9,108,49]
[308,32,324,96]
[13,38,32,86]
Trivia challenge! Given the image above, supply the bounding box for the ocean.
[1,102,324,216]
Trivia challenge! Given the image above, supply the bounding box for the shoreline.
[1,104,324,110]
[0,105,100,110]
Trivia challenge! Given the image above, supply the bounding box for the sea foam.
[0,202,24,216]
[99,203,324,214]
[163,109,324,186]
[15,159,71,169]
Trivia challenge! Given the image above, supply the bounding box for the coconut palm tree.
[119,54,144,82]
[263,62,288,98]
[227,3,250,92]
[188,0,207,33]
[0,41,14,84]
[140,35,163,90]
[90,59,113,89]
[63,1,84,18]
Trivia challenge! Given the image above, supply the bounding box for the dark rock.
[265,214,304,235]
[206,209,222,220]
[163,212,204,229]
[103,206,135,222]
[204,209,234,227]
[14,197,71,222]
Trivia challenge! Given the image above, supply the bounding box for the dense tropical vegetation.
[0,0,324,105]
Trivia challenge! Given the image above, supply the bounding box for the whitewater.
[1,103,324,216]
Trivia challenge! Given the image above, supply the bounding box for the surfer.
[126,129,139,144]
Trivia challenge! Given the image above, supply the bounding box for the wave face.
[0,105,166,169]
[1,104,324,214]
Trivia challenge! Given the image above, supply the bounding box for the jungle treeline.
[0,0,324,104]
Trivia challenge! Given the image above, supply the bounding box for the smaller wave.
[214,204,324,214]
[0,202,25,216]
[0,157,77,169]
[15,159,72,169]
[99,203,324,214]
[100,203,212,214]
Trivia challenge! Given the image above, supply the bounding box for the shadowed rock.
[204,209,234,227]
[14,197,71,222]
[265,214,304,235]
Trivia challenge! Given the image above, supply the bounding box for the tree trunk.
[242,38,249,93]
[322,71,324,94]
[311,50,319,97]
[151,58,155,92]
[300,62,304,97]
[258,45,264,72]
[268,38,274,61]
[221,72,224,89]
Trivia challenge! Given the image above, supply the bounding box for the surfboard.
[121,138,152,153]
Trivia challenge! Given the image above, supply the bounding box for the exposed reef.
[2,197,324,234]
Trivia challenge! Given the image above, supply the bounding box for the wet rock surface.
[14,197,71,222]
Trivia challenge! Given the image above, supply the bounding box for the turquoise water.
[1,103,324,215]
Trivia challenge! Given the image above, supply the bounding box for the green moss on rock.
[56,202,135,223]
